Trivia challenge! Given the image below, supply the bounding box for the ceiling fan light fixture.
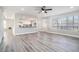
[42,11,44,13]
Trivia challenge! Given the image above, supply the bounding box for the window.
[52,16,79,31]
[74,16,79,30]
[67,16,73,30]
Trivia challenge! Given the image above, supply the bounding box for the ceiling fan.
[36,6,52,13]
[41,6,52,13]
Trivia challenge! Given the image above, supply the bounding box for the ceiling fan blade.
[45,9,52,11]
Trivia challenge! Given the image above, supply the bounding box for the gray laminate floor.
[0,30,79,52]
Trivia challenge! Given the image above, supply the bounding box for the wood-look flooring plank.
[1,30,79,52]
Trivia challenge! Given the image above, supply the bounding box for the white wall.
[3,12,15,36]
[5,19,14,29]
[0,8,4,43]
[37,16,52,31]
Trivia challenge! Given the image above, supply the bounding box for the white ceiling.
[3,6,79,17]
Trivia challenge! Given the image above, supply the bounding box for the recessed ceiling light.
[70,6,74,9]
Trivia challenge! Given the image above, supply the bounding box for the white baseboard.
[14,29,79,38]
[45,31,79,38]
